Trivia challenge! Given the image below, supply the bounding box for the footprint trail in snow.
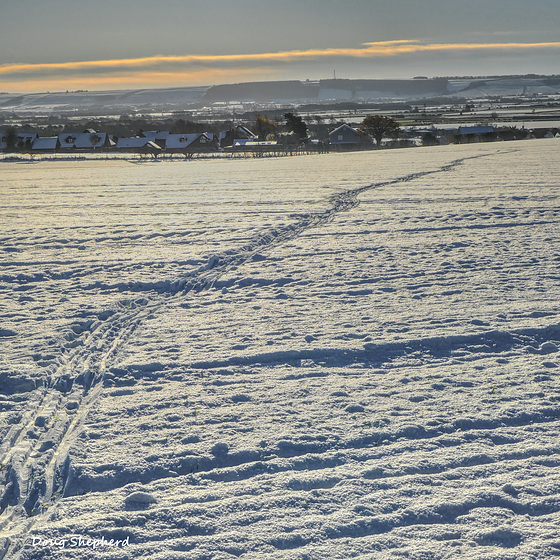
[0,150,536,559]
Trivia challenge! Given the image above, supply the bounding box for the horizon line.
[1,71,559,97]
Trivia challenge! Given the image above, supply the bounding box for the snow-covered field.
[1,140,560,559]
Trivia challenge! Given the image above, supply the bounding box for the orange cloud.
[0,67,279,94]
[2,40,560,92]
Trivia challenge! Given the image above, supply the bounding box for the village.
[1,118,558,157]
[2,75,560,157]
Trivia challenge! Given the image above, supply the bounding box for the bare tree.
[89,133,101,150]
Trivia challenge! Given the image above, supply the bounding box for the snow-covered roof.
[58,132,109,149]
[329,124,357,135]
[232,140,277,146]
[59,134,76,147]
[31,137,59,150]
[232,138,251,146]
[18,133,38,142]
[165,133,210,150]
[140,131,170,141]
[458,126,494,135]
[0,132,38,150]
[78,132,109,149]
[220,125,257,141]
[235,125,257,139]
[116,137,161,150]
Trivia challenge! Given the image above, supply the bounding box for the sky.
[0,0,559,93]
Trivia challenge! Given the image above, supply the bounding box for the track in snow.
[0,153,496,559]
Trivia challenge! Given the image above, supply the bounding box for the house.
[329,124,362,146]
[232,139,254,147]
[227,139,278,151]
[219,125,257,148]
[234,125,257,139]
[140,131,170,149]
[1,132,38,151]
[31,137,60,152]
[115,137,162,154]
[457,125,495,143]
[58,134,77,150]
[458,126,495,136]
[58,132,113,151]
[17,133,39,150]
[164,133,214,153]
[402,127,444,146]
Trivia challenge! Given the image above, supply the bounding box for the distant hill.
[202,78,449,102]
[1,75,558,115]
[0,86,208,115]
[203,80,320,102]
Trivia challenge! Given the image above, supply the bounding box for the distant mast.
[333,69,336,80]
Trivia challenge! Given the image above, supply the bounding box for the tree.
[4,127,17,152]
[358,115,400,147]
[422,131,439,147]
[254,116,277,140]
[89,133,101,150]
[284,113,308,141]
[170,119,206,134]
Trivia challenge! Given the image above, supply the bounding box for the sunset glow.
[3,40,560,93]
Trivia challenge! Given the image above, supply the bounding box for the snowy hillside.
[2,75,558,114]
[1,141,560,559]
[448,77,560,98]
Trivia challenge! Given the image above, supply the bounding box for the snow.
[1,140,560,559]
[57,133,109,150]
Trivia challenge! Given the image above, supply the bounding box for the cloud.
[2,40,560,91]
[0,68,280,94]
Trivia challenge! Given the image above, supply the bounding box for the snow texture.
[1,140,560,559]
